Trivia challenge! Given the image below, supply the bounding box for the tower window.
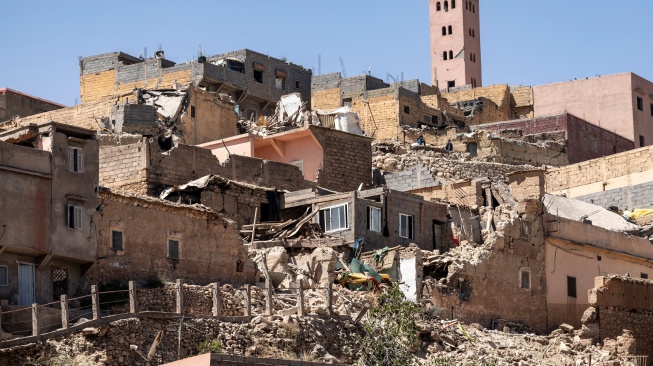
[443,51,448,61]
[640,135,645,147]
[448,25,452,34]
[442,26,447,36]
[637,96,643,111]
[444,1,449,11]
[472,29,475,37]
[452,0,456,8]
[473,4,475,12]
[465,1,468,10]
[449,50,453,60]
[436,1,441,11]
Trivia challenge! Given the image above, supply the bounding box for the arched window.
[442,26,446,36]
[465,1,468,10]
[452,0,456,8]
[444,1,449,11]
[449,50,454,60]
[443,51,448,61]
[448,25,453,34]
[436,1,441,11]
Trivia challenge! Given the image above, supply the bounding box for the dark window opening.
[69,147,83,173]
[597,255,602,261]
[466,142,478,156]
[612,145,617,154]
[225,59,245,73]
[111,230,124,251]
[451,0,456,8]
[295,81,300,89]
[159,136,173,151]
[190,105,196,118]
[640,135,646,147]
[473,4,475,12]
[342,98,352,107]
[637,96,643,111]
[447,80,456,88]
[52,267,68,301]
[443,51,448,61]
[567,276,577,298]
[253,69,263,83]
[442,26,447,36]
[403,105,410,114]
[650,103,653,116]
[432,115,439,124]
[436,1,441,11]
[449,50,454,59]
[521,271,530,289]
[444,0,449,11]
[67,205,82,230]
[465,1,468,10]
[236,259,244,272]
[642,273,649,279]
[168,239,180,259]
[448,25,453,35]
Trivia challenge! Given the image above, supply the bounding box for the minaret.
[429,0,482,89]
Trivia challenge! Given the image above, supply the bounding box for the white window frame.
[67,205,82,230]
[0,265,8,286]
[399,213,414,239]
[318,204,349,233]
[68,146,83,173]
[167,239,180,260]
[367,206,382,233]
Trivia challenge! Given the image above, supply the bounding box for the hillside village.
[1,1,653,365]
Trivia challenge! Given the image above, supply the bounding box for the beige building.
[429,0,482,89]
[533,72,653,147]
[0,122,99,305]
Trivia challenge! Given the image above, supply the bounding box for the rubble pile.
[240,209,325,241]
[418,316,640,365]
[237,93,311,136]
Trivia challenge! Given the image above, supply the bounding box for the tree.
[358,283,420,366]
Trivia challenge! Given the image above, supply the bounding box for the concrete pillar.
[212,283,222,317]
[297,280,305,317]
[325,282,333,316]
[60,294,69,329]
[265,278,273,316]
[31,304,39,337]
[176,279,184,315]
[91,285,100,320]
[129,281,138,314]
[244,285,252,317]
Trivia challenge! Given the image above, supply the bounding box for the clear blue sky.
[3,1,652,106]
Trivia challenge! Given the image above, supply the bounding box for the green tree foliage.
[358,283,420,366]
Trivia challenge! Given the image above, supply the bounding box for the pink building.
[533,72,653,147]
[198,126,372,193]
[429,0,482,89]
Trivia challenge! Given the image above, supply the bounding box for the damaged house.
[425,170,653,333]
[0,122,99,305]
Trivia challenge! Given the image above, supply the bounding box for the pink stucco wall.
[533,72,653,146]
[429,0,482,88]
[198,134,254,163]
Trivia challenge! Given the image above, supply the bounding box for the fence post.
[325,282,333,316]
[297,280,305,317]
[32,304,39,337]
[265,278,273,316]
[244,285,252,317]
[129,281,138,314]
[60,294,69,329]
[212,282,222,317]
[91,285,100,320]
[176,279,184,314]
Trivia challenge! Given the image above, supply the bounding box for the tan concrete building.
[533,72,653,147]
[0,123,99,305]
[429,0,482,89]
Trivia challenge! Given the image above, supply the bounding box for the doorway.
[18,263,35,306]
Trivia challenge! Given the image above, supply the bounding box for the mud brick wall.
[311,127,372,192]
[99,139,148,194]
[510,86,534,119]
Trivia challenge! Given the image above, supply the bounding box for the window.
[403,105,410,114]
[449,50,454,60]
[68,147,83,173]
[236,259,244,272]
[443,51,448,61]
[466,142,478,156]
[448,25,453,35]
[0,266,7,286]
[640,135,646,147]
[451,0,455,8]
[342,98,352,107]
[51,267,68,301]
[442,26,447,36]
[168,239,180,259]
[295,81,300,89]
[368,206,382,232]
[651,103,653,117]
[436,1,441,11]
[567,276,577,298]
[473,29,475,37]
[642,273,649,279]
[190,105,196,118]
[465,1,468,10]
[447,80,456,88]
[318,204,348,233]
[67,205,82,230]
[253,69,263,83]
[444,0,448,11]
[111,230,124,251]
[520,269,530,289]
[473,4,475,12]
[637,96,643,111]
[399,213,414,239]
[432,115,439,124]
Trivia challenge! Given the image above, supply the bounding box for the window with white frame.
[69,147,83,173]
[399,213,414,239]
[318,204,348,233]
[67,205,82,230]
[0,266,7,286]
[367,206,381,232]
[168,239,180,259]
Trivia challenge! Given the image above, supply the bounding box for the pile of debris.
[240,208,324,241]
[237,93,310,135]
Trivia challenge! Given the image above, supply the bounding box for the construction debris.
[240,208,323,241]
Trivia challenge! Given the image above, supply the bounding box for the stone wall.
[584,276,653,360]
[545,145,653,208]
